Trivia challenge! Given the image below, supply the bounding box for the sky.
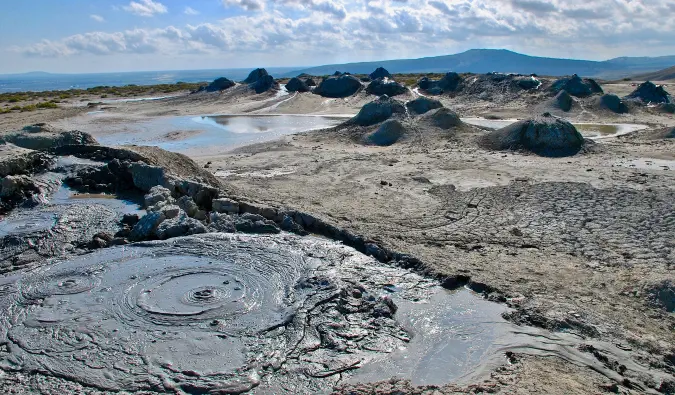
[1,0,674,74]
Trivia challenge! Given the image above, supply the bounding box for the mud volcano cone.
[369,67,392,80]
[480,113,584,157]
[626,81,671,104]
[365,119,406,146]
[406,97,443,115]
[352,95,406,126]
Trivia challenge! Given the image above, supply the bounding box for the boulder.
[406,97,443,115]
[596,94,628,113]
[554,90,573,112]
[352,96,406,126]
[550,74,603,98]
[155,213,207,240]
[176,195,199,217]
[0,175,38,199]
[129,163,168,192]
[420,107,462,129]
[243,68,269,84]
[0,146,53,177]
[144,185,173,208]
[286,77,310,93]
[625,81,671,104]
[205,77,235,92]
[129,212,165,241]
[369,67,392,80]
[252,74,276,94]
[366,119,406,146]
[366,78,407,96]
[212,198,240,214]
[208,212,237,233]
[314,75,363,98]
[480,113,584,157]
[234,213,281,234]
[418,72,462,95]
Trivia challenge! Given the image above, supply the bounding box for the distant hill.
[631,65,675,82]
[285,49,675,80]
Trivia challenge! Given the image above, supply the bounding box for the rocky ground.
[0,72,673,394]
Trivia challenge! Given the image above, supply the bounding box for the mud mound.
[205,77,235,92]
[595,94,628,114]
[243,68,269,84]
[369,67,392,80]
[365,119,407,146]
[516,76,542,90]
[551,74,603,98]
[625,81,671,104]
[554,90,574,112]
[285,77,310,92]
[636,127,675,140]
[366,78,407,96]
[0,144,53,177]
[352,95,406,126]
[314,74,362,98]
[418,72,462,95]
[251,74,277,94]
[305,77,316,87]
[0,124,98,151]
[480,113,585,157]
[419,107,462,130]
[406,97,443,115]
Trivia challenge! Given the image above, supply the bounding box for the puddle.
[95,114,346,155]
[0,211,59,238]
[615,158,675,170]
[462,118,647,139]
[215,169,297,178]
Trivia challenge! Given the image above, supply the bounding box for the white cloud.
[184,6,200,15]
[90,14,105,22]
[123,0,168,17]
[12,0,675,63]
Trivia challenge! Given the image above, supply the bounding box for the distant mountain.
[630,65,675,82]
[285,49,675,80]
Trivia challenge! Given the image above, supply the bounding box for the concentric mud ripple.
[0,234,420,393]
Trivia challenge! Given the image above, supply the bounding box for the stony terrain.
[0,70,674,394]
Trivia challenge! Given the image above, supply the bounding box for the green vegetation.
[0,81,206,105]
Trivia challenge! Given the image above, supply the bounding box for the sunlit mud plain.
[0,73,674,395]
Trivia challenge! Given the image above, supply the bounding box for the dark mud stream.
[0,233,665,394]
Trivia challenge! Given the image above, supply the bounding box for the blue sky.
[1,0,674,74]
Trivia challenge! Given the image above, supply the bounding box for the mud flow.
[0,232,664,394]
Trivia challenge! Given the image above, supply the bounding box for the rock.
[129,163,167,192]
[208,212,236,233]
[625,81,671,104]
[406,97,443,115]
[0,175,37,198]
[647,280,674,312]
[550,74,603,98]
[212,198,239,214]
[0,145,54,177]
[314,75,363,98]
[366,119,406,146]
[194,210,207,221]
[129,212,165,241]
[480,113,585,157]
[243,68,269,84]
[89,232,113,249]
[366,78,407,96]
[352,95,406,126]
[234,213,281,234]
[161,205,181,219]
[596,94,628,113]
[369,67,392,80]
[174,180,219,209]
[121,213,139,226]
[176,195,199,217]
[554,90,573,112]
[280,215,308,235]
[418,72,462,95]
[144,185,173,208]
[252,74,276,94]
[155,213,207,240]
[420,107,462,129]
[0,124,98,151]
[205,77,235,92]
[286,77,310,93]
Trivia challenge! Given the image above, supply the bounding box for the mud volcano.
[480,113,585,157]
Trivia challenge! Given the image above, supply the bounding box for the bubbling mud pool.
[0,233,663,394]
